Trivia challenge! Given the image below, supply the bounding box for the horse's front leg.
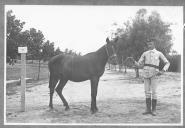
[90,76,100,114]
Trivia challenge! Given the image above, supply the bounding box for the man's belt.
[144,64,159,69]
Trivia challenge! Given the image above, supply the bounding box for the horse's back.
[48,52,105,81]
[48,54,81,75]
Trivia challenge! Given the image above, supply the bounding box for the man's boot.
[151,99,157,116]
[143,98,151,115]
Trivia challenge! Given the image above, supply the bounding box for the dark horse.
[48,37,118,114]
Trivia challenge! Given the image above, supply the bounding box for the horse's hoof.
[65,106,70,111]
[49,105,53,109]
[95,107,98,111]
[91,110,97,114]
[91,109,98,114]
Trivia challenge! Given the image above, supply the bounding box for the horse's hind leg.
[55,78,69,110]
[49,75,58,109]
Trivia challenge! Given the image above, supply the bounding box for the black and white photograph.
[4,4,183,126]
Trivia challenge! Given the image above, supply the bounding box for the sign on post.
[18,47,27,112]
[18,47,28,54]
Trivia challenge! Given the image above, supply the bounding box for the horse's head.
[105,37,118,64]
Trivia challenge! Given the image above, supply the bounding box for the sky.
[5,5,183,55]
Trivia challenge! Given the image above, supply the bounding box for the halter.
[105,44,118,63]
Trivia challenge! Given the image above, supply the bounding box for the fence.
[6,60,49,83]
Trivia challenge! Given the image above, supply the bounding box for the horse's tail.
[48,55,63,89]
[48,61,53,89]
[48,60,57,89]
[48,58,53,73]
[48,54,63,73]
[48,72,54,89]
[48,67,59,89]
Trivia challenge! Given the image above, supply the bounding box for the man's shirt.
[136,49,170,78]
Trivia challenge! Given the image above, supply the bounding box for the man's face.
[147,41,155,50]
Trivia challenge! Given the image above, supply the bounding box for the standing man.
[133,39,170,116]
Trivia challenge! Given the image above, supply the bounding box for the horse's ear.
[106,37,110,44]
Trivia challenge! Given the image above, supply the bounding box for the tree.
[28,28,45,60]
[42,40,55,61]
[78,52,82,56]
[114,9,173,77]
[23,28,45,80]
[6,10,25,60]
[6,10,46,63]
[64,48,69,55]
[55,47,62,55]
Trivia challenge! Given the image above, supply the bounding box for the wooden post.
[21,53,26,111]
[18,47,27,112]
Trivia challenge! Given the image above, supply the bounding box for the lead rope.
[105,45,110,57]
[112,46,119,64]
[105,44,119,65]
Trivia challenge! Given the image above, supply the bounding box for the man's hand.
[156,70,165,76]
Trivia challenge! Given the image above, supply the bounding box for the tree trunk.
[110,64,113,70]
[37,59,41,80]
[135,68,139,78]
[124,66,127,73]
[119,64,122,72]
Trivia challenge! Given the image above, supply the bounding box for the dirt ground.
[6,69,182,125]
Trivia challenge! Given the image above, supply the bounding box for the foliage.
[6,10,25,59]
[42,40,55,61]
[110,9,178,74]
[63,48,81,56]
[6,10,82,64]
[55,47,63,56]
[27,28,45,60]
[114,9,173,61]
[7,10,44,61]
